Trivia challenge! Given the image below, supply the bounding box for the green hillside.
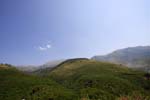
[1,59,150,100]
[0,64,76,100]
[49,59,150,100]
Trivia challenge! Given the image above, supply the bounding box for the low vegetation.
[0,64,77,100]
[0,59,150,100]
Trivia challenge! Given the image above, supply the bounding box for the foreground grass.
[0,64,77,100]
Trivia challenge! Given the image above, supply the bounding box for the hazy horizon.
[0,0,150,65]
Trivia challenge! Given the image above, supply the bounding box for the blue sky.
[0,0,150,65]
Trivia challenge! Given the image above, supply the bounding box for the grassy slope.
[0,64,77,100]
[1,59,150,100]
[49,59,150,100]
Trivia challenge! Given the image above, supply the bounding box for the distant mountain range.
[92,46,150,72]
[16,59,65,72]
[17,46,150,72]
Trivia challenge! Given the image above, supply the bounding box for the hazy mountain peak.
[92,46,150,72]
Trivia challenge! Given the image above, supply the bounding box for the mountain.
[92,46,150,72]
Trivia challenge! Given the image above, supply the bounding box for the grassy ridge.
[49,59,150,100]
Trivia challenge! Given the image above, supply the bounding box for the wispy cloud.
[38,43,52,51]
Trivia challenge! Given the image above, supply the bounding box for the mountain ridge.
[92,46,150,72]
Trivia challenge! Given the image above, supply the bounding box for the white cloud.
[38,43,52,51]
[39,46,47,51]
[46,44,51,48]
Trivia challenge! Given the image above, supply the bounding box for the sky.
[0,0,150,65]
